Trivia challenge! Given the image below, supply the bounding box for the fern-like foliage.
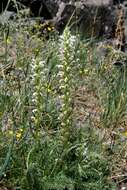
[25,128,116,190]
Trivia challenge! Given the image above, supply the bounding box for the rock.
[54,0,116,36]
[113,0,127,4]
[0,0,127,40]
[0,11,15,24]
[54,3,76,33]
[29,0,53,19]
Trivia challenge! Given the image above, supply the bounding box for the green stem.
[0,138,14,180]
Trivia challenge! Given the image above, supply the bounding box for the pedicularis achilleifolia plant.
[57,28,76,129]
[31,58,47,129]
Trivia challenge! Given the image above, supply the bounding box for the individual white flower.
[32,109,38,114]
[38,61,45,67]
[57,71,64,77]
[57,64,64,69]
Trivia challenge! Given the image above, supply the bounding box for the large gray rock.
[53,0,116,36]
[0,0,126,39]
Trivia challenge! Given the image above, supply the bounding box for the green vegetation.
[0,12,127,190]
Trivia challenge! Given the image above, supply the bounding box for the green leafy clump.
[24,128,115,190]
